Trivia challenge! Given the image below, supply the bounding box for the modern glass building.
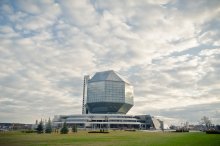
[84,70,134,114]
[52,70,169,130]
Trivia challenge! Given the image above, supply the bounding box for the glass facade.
[105,81,124,102]
[87,81,105,103]
[125,83,134,104]
[87,81,126,103]
[86,70,134,114]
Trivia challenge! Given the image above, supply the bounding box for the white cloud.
[0,0,220,124]
[58,0,99,27]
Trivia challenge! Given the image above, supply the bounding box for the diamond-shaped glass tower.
[84,70,134,114]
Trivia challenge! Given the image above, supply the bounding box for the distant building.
[0,123,32,131]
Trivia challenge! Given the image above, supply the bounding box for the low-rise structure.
[53,114,166,130]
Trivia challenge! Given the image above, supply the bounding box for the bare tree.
[201,116,212,129]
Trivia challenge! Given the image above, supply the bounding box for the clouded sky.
[0,0,220,124]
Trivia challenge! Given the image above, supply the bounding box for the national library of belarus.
[53,70,167,130]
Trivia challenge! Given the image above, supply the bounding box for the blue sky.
[0,0,220,124]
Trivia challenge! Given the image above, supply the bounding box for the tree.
[60,122,69,134]
[45,118,52,133]
[72,124,77,133]
[36,120,44,134]
[201,116,212,129]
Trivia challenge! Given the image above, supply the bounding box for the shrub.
[45,118,52,134]
[36,120,44,134]
[206,130,220,134]
[60,122,69,134]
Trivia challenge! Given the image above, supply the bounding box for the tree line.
[36,118,77,134]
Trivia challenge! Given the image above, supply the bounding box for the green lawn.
[0,131,219,146]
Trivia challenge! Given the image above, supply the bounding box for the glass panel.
[105,81,124,102]
[125,83,134,104]
[87,81,105,103]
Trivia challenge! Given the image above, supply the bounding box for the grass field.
[0,131,219,146]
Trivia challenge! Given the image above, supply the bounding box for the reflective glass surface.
[125,83,134,104]
[86,73,134,114]
[105,81,124,102]
[87,81,105,103]
[87,81,126,103]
